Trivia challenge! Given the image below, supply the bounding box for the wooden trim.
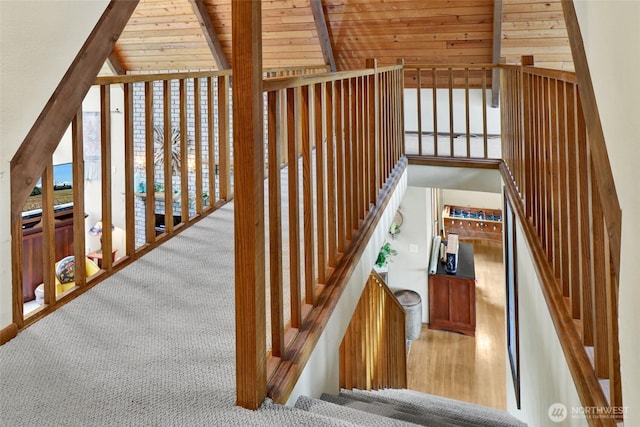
[310,0,336,72]
[189,0,230,70]
[0,323,18,346]
[10,0,139,215]
[262,68,388,92]
[561,0,621,277]
[95,69,232,86]
[232,0,266,410]
[406,155,501,170]
[267,157,407,404]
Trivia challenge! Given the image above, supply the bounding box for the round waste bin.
[394,290,422,340]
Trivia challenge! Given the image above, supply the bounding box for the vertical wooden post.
[123,84,135,257]
[232,0,266,410]
[72,110,87,286]
[100,85,113,271]
[366,58,378,204]
[163,81,174,234]
[42,160,55,304]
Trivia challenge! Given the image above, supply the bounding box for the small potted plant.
[374,242,397,281]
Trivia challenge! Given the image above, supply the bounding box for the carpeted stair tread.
[295,395,415,426]
[320,393,464,427]
[342,389,527,427]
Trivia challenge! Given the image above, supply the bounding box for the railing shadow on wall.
[500,57,622,424]
[8,65,327,333]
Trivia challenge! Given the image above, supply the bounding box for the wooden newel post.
[232,0,266,410]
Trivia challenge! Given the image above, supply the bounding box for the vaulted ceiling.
[106,0,573,75]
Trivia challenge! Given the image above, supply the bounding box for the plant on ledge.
[375,242,398,268]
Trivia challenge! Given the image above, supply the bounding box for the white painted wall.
[408,165,503,195]
[573,1,640,425]
[0,1,109,327]
[404,88,501,135]
[386,186,432,323]
[287,170,407,404]
[442,189,502,211]
[507,220,587,426]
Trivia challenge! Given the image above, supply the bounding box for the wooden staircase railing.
[500,58,622,425]
[340,271,407,391]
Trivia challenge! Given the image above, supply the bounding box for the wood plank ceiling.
[108,0,572,75]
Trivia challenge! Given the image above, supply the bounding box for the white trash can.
[394,289,422,341]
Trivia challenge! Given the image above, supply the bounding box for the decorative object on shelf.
[443,204,503,242]
[153,126,193,176]
[389,210,403,239]
[375,242,397,268]
[55,255,75,284]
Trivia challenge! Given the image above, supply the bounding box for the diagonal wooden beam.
[107,50,126,75]
[189,0,230,70]
[491,0,503,108]
[10,0,139,216]
[310,0,336,72]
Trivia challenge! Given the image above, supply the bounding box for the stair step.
[295,395,415,426]
[321,393,462,426]
[342,389,527,427]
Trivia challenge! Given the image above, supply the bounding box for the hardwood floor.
[407,239,507,410]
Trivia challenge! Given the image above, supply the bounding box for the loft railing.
[8,65,327,332]
[340,271,407,391]
[500,59,622,424]
[403,64,498,159]
[236,60,406,407]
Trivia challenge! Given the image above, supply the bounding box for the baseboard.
[0,323,18,345]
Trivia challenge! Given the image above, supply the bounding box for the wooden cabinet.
[21,211,75,302]
[429,242,476,336]
[443,205,502,242]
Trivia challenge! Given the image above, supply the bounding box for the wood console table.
[428,242,476,336]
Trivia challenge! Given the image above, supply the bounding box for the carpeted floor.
[0,203,350,427]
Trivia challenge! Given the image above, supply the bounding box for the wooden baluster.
[207,77,216,205]
[314,83,326,285]
[163,80,174,235]
[550,78,562,282]
[366,59,378,205]
[267,90,284,358]
[558,81,571,298]
[123,84,135,258]
[219,75,231,200]
[287,87,302,328]
[301,86,315,305]
[432,68,438,157]
[42,160,56,304]
[465,68,471,157]
[72,110,87,286]
[100,85,113,272]
[335,81,346,255]
[326,82,337,269]
[194,78,203,215]
[144,82,156,244]
[416,68,422,156]
[482,67,488,159]
[343,79,354,242]
[448,68,454,156]
[179,79,189,222]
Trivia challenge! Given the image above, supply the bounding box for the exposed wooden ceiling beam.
[491,0,503,108]
[10,0,139,216]
[189,0,230,70]
[107,50,126,75]
[310,0,336,72]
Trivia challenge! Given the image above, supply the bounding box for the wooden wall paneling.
[301,85,316,305]
[163,80,175,234]
[326,82,337,268]
[71,111,87,287]
[144,82,156,244]
[207,77,216,204]
[123,84,135,258]
[590,166,609,379]
[232,0,266,410]
[314,83,327,285]
[286,87,302,328]
[42,161,56,305]
[267,90,284,359]
[194,77,203,214]
[100,86,113,272]
[218,75,231,200]
[334,81,346,254]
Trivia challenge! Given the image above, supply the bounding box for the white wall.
[404,88,501,135]
[408,165,503,195]
[442,189,502,211]
[386,186,432,323]
[573,1,640,425]
[287,170,408,404]
[0,1,110,328]
[507,221,587,427]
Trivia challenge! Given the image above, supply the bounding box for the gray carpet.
[0,203,351,427]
